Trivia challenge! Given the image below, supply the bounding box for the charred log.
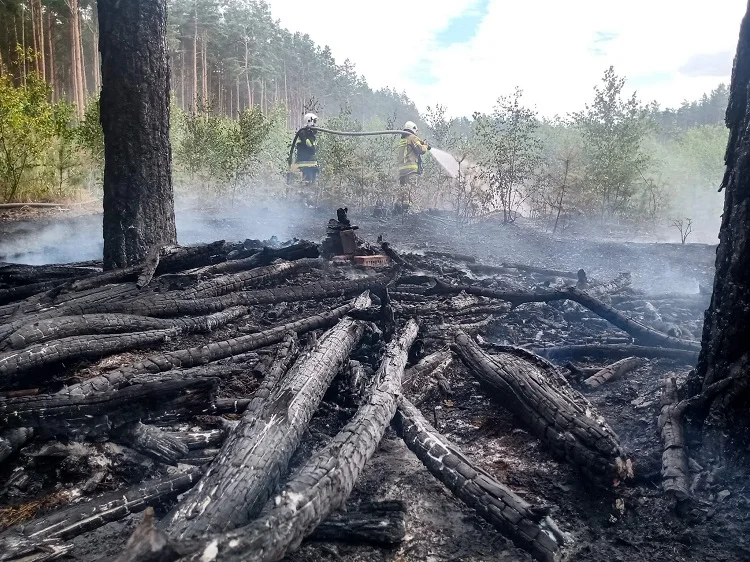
[0,428,33,464]
[196,241,319,275]
[1,307,245,351]
[170,319,419,560]
[536,344,699,363]
[308,500,406,545]
[452,331,631,482]
[0,378,216,437]
[0,469,202,548]
[64,293,371,396]
[427,280,699,350]
[112,422,189,465]
[658,377,691,502]
[582,357,646,390]
[162,317,366,538]
[395,396,564,562]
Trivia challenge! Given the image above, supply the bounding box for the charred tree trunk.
[162,317,366,538]
[98,0,176,269]
[690,3,750,427]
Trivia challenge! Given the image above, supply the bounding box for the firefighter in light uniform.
[396,121,430,212]
[296,113,319,184]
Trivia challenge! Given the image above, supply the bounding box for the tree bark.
[98,0,177,270]
[690,2,750,425]
[162,317,366,538]
[582,356,646,390]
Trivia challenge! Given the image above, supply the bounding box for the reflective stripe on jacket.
[397,133,427,178]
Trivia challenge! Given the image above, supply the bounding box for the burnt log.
[658,377,691,502]
[1,307,246,351]
[184,259,319,299]
[0,469,202,548]
[501,262,578,279]
[395,396,564,562]
[0,427,33,464]
[452,331,632,482]
[165,429,227,450]
[535,344,699,363]
[0,329,177,384]
[582,357,646,390]
[0,281,67,307]
[403,350,453,393]
[112,422,189,465]
[213,398,252,414]
[309,500,406,545]
[196,241,319,275]
[172,319,419,560]
[64,293,371,396]
[0,378,216,437]
[162,317,366,538]
[427,280,699,351]
[135,245,165,289]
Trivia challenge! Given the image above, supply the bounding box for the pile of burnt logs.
[0,229,709,561]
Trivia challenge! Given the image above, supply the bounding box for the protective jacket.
[397,132,428,179]
[295,128,317,169]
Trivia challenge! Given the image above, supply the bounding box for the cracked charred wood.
[0,329,177,384]
[583,357,646,390]
[68,241,227,293]
[536,344,699,363]
[0,264,99,286]
[68,276,387,318]
[0,281,69,306]
[162,318,366,538]
[309,500,406,545]
[0,427,33,464]
[64,293,371,396]
[659,377,691,502]
[403,350,453,392]
[185,258,319,299]
[213,398,252,414]
[395,396,563,562]
[0,307,246,351]
[0,378,216,436]
[113,508,197,562]
[453,331,632,482]
[0,469,202,550]
[428,280,699,351]
[173,319,419,560]
[165,429,227,450]
[585,273,631,298]
[195,241,319,276]
[112,422,189,464]
[135,245,164,289]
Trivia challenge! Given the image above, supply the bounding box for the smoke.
[0,194,321,265]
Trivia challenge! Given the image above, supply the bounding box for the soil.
[2,199,745,562]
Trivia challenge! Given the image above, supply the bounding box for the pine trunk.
[691,2,750,429]
[98,0,177,269]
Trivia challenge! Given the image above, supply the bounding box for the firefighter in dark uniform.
[296,112,319,184]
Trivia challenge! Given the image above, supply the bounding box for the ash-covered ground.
[1,198,745,562]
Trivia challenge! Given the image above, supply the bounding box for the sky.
[265,0,747,119]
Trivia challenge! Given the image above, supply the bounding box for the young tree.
[573,66,652,218]
[98,0,176,269]
[689,3,750,430]
[473,87,542,223]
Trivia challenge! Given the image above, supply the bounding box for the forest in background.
[0,0,730,242]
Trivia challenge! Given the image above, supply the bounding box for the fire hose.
[287,126,457,182]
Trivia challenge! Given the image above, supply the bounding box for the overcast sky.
[265,0,746,118]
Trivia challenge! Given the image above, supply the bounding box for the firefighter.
[296,112,319,184]
[396,121,430,213]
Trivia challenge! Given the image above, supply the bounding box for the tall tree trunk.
[68,0,84,114]
[201,29,207,105]
[30,0,39,75]
[192,1,197,112]
[98,0,177,270]
[20,5,26,84]
[691,1,750,429]
[47,10,55,99]
[37,0,46,82]
[78,7,87,100]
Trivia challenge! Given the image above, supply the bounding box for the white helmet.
[404,121,418,133]
[304,113,318,127]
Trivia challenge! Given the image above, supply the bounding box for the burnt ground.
[1,199,747,562]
